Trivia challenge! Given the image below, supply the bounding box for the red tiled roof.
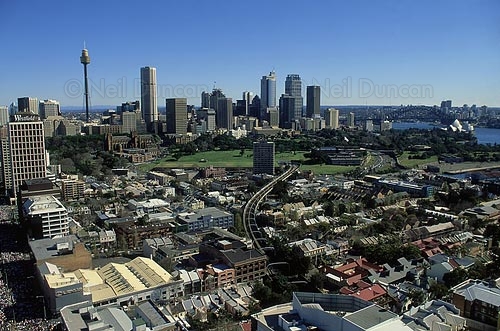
[340,281,387,302]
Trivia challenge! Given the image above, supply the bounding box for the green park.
[138,150,353,175]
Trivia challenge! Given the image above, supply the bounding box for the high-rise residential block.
[325,108,339,129]
[348,112,355,127]
[253,141,275,175]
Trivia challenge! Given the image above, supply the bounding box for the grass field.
[138,150,354,175]
[399,151,438,169]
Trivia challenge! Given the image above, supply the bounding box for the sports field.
[398,151,438,168]
[138,150,353,175]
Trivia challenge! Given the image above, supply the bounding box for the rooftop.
[23,195,66,214]
[452,279,500,307]
[344,304,398,329]
[29,235,78,261]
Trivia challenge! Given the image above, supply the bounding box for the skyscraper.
[206,109,216,132]
[121,111,137,133]
[39,99,60,119]
[440,100,452,110]
[166,98,188,134]
[279,94,295,128]
[17,97,39,114]
[325,108,339,129]
[119,100,141,113]
[348,112,355,127]
[216,98,233,130]
[8,103,18,116]
[260,71,276,116]
[210,89,225,112]
[285,74,302,97]
[242,91,253,116]
[201,91,210,108]
[140,66,158,131]
[306,86,320,118]
[0,106,8,126]
[267,108,279,127]
[3,113,47,197]
[253,141,275,175]
[282,74,303,122]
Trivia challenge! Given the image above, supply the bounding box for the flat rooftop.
[344,304,398,329]
[29,235,78,261]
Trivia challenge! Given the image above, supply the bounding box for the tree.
[231,213,245,237]
[428,282,449,300]
[408,288,426,307]
[443,268,468,288]
[310,272,327,290]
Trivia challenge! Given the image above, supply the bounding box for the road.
[242,165,299,254]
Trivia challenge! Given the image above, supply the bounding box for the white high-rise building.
[140,66,158,131]
[22,195,69,239]
[348,112,355,127]
[3,113,47,196]
[242,91,253,116]
[325,108,339,129]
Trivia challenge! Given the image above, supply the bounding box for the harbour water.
[392,122,500,145]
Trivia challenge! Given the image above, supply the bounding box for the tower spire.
[80,47,91,122]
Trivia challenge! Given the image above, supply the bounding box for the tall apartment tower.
[3,113,47,197]
[253,141,275,175]
[216,98,233,130]
[348,112,355,127]
[306,86,320,118]
[260,71,277,117]
[166,98,188,134]
[325,108,339,129]
[17,97,39,114]
[39,100,61,119]
[140,66,158,132]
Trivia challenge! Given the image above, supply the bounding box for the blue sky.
[1,0,499,107]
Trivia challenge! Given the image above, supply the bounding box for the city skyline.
[0,0,499,107]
